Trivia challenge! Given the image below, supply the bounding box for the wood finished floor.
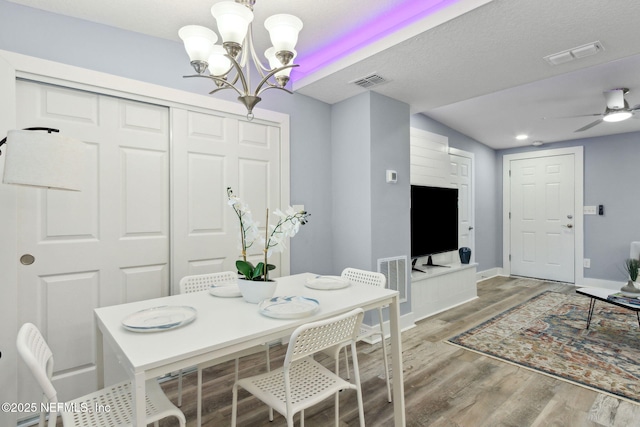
[154,276,640,427]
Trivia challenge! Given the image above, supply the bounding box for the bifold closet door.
[15,80,170,410]
[171,108,282,289]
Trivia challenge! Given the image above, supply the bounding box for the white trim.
[476,267,504,282]
[359,313,416,344]
[0,51,18,427]
[502,147,584,284]
[580,277,623,291]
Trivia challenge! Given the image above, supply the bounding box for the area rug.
[447,291,640,404]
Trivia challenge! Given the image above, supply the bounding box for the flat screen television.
[411,185,458,271]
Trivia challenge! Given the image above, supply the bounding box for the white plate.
[122,306,197,332]
[305,275,350,290]
[258,296,320,319]
[209,284,242,298]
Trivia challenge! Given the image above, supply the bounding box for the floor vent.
[378,256,407,302]
[351,73,388,89]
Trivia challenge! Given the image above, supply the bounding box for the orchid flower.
[227,187,310,281]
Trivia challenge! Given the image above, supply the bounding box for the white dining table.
[94,272,406,426]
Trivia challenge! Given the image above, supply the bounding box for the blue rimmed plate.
[305,275,350,290]
[258,296,320,319]
[122,305,197,332]
[209,284,242,298]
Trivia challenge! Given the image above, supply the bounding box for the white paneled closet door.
[15,80,169,409]
[172,109,282,289]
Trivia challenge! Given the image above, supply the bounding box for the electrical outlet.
[583,258,591,268]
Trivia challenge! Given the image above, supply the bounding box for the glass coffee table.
[576,287,640,329]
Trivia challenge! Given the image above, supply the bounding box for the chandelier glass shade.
[179,0,303,120]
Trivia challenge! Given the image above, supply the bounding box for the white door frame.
[0,49,291,419]
[0,52,19,427]
[502,146,584,284]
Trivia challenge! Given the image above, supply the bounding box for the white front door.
[509,154,575,282]
[450,151,474,262]
[16,80,170,410]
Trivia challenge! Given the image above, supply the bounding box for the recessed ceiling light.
[532,141,543,146]
[516,134,528,140]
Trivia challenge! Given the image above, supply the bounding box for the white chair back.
[285,308,364,366]
[342,267,387,289]
[17,323,58,427]
[179,271,238,294]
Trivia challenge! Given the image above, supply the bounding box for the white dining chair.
[178,271,271,426]
[231,308,366,427]
[337,267,392,402]
[17,322,186,427]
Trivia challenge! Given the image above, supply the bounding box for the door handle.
[561,224,573,229]
[468,226,474,230]
[20,254,35,265]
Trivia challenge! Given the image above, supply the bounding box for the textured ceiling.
[6,0,640,149]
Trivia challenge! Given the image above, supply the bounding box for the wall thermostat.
[386,170,397,183]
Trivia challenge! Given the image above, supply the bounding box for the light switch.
[583,206,596,215]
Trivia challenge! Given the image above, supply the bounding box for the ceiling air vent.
[351,73,388,89]
[544,41,604,66]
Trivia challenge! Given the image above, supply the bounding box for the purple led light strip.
[293,0,459,81]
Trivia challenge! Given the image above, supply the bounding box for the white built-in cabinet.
[409,128,478,320]
[411,263,477,322]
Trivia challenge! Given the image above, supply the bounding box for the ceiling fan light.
[211,1,254,46]
[178,25,218,63]
[603,110,632,122]
[208,45,232,76]
[264,14,303,53]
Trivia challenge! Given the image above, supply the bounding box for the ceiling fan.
[574,88,640,132]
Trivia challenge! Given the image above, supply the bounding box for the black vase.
[459,247,471,264]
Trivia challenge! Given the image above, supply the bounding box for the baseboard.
[359,312,416,344]
[579,277,625,291]
[476,267,504,282]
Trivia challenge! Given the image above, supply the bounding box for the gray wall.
[331,93,373,271]
[332,91,412,317]
[331,92,411,273]
[370,92,411,272]
[498,132,640,282]
[410,114,501,272]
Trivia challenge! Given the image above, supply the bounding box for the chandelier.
[179,0,303,120]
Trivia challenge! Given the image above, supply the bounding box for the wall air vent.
[351,73,388,89]
[378,256,407,302]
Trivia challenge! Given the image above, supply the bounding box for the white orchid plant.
[227,187,309,281]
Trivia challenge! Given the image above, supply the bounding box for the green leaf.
[236,260,255,279]
[253,262,265,279]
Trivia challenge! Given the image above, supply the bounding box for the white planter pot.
[237,278,277,303]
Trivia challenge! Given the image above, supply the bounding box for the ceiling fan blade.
[604,89,626,109]
[544,113,601,119]
[575,119,602,132]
